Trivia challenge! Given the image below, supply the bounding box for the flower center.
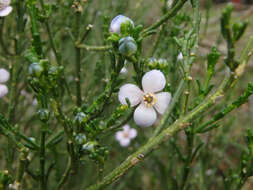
[122,132,129,138]
[143,93,157,107]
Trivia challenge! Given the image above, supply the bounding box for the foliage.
[0,0,253,190]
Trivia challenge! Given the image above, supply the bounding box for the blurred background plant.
[0,0,253,190]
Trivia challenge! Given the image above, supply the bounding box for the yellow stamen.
[143,93,157,107]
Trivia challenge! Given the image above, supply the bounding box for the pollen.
[122,132,129,138]
[143,93,157,107]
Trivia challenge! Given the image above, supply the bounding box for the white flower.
[110,15,134,34]
[0,68,10,83]
[177,52,183,61]
[0,84,8,98]
[0,0,12,17]
[115,124,137,147]
[118,70,171,127]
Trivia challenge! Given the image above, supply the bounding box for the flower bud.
[110,15,134,34]
[82,141,98,152]
[0,68,10,83]
[147,58,168,70]
[74,112,88,125]
[37,109,50,123]
[29,137,36,143]
[28,63,44,78]
[48,66,64,78]
[118,36,137,56]
[75,133,87,145]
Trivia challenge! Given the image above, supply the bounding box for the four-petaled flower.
[119,70,171,127]
[115,124,137,147]
[0,68,9,98]
[0,0,12,17]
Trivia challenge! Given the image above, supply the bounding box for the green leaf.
[220,3,233,41]
[232,21,248,42]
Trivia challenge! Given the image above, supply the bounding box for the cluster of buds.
[73,118,109,164]
[28,60,64,97]
[81,141,109,164]
[147,58,169,70]
[109,15,138,57]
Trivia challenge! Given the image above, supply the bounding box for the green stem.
[6,0,26,170]
[151,79,185,138]
[102,110,134,134]
[57,157,71,190]
[0,19,12,56]
[16,149,28,183]
[182,80,191,115]
[7,60,17,123]
[75,46,82,106]
[203,0,211,36]
[141,0,188,36]
[181,130,194,189]
[149,24,164,56]
[40,125,47,190]
[50,99,77,187]
[77,44,112,51]
[39,0,61,65]
[75,10,82,106]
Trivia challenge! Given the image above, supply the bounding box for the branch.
[86,36,253,189]
[39,0,62,65]
[76,44,112,51]
[141,0,188,36]
[86,74,234,190]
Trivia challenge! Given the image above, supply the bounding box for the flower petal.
[154,92,171,114]
[109,15,134,34]
[142,70,166,93]
[0,68,10,83]
[120,67,128,74]
[115,131,123,141]
[0,84,8,98]
[118,84,143,107]
[119,138,131,147]
[134,103,157,127]
[1,0,11,5]
[122,124,130,131]
[129,128,137,139]
[0,6,12,17]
